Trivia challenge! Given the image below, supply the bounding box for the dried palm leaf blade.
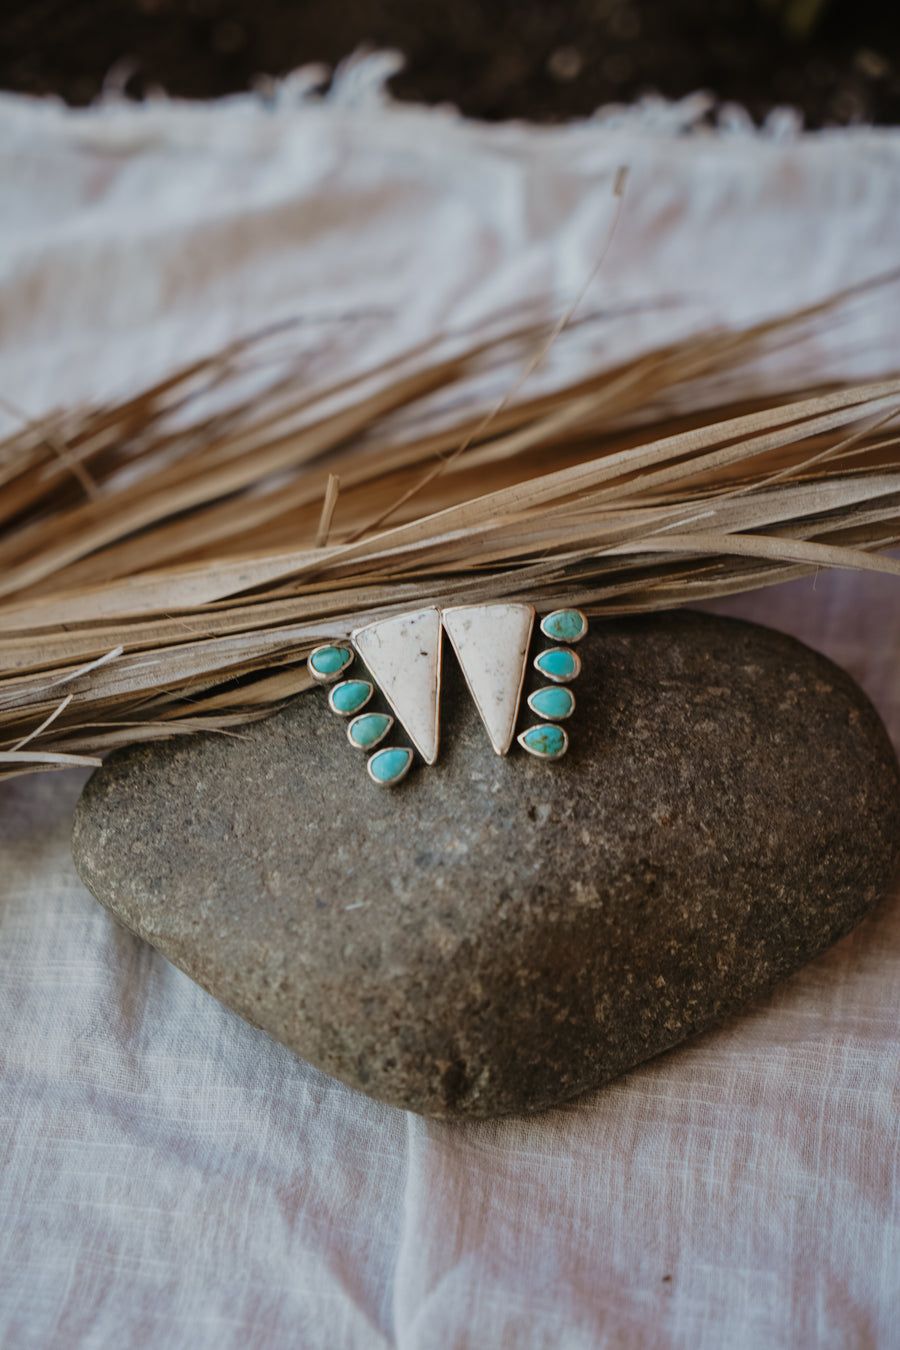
[1,278,899,778]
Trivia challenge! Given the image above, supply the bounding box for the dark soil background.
[1,0,898,127]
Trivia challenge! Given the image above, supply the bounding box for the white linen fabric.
[1,67,899,1349]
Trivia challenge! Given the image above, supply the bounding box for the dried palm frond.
[1,281,899,778]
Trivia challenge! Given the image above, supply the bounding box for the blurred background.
[0,0,898,127]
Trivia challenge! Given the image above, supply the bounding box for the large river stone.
[72,612,900,1118]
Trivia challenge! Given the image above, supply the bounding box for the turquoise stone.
[534,648,581,683]
[308,645,353,681]
[517,724,568,759]
[367,746,414,786]
[528,686,575,721]
[540,609,588,644]
[329,680,373,716]
[348,713,393,750]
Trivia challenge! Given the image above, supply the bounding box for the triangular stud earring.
[442,603,534,756]
[351,607,442,766]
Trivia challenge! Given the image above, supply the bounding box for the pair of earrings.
[307,604,587,786]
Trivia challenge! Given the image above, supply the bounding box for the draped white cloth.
[1,68,899,1348]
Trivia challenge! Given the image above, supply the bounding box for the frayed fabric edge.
[0,45,885,153]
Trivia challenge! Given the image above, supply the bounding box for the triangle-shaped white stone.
[352,608,442,765]
[442,604,535,756]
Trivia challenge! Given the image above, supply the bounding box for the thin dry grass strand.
[348,165,630,542]
[315,474,342,549]
[8,693,74,751]
[0,750,103,770]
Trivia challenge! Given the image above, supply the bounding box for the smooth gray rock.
[72,612,900,1118]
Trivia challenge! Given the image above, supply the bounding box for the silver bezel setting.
[517,724,569,760]
[539,608,588,644]
[533,647,582,684]
[327,680,375,716]
[347,712,394,751]
[526,686,575,721]
[366,746,414,787]
[308,643,355,684]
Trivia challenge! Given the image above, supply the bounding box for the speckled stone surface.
[72,612,900,1118]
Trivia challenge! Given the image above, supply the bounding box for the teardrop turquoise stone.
[528,686,575,721]
[329,680,373,715]
[308,645,353,679]
[540,609,588,643]
[368,746,414,786]
[534,648,580,683]
[518,724,568,759]
[348,713,393,750]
